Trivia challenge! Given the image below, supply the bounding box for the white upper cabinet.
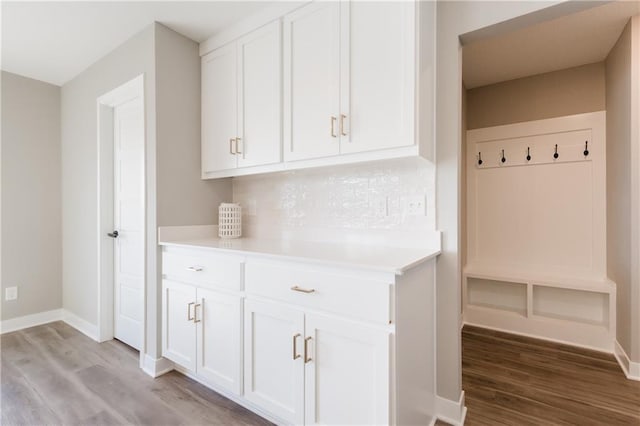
[283,2,341,161]
[201,21,282,176]
[200,0,428,178]
[202,43,238,174]
[237,21,282,168]
[340,1,415,154]
[283,0,415,162]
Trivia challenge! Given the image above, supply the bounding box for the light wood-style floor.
[460,325,640,425]
[1,321,271,426]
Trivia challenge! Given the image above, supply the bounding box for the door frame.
[96,75,146,354]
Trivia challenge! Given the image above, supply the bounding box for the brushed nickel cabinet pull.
[235,137,242,155]
[291,286,315,294]
[194,303,202,323]
[304,336,313,363]
[187,302,195,321]
[330,116,337,138]
[229,138,236,155]
[292,333,301,360]
[186,266,203,272]
[340,114,348,136]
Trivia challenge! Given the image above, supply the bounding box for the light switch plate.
[5,286,17,301]
[406,195,426,216]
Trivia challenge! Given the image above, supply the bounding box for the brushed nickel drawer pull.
[186,266,203,272]
[187,302,195,321]
[194,303,202,323]
[292,333,301,360]
[304,336,313,363]
[291,286,315,294]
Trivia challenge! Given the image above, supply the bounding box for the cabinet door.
[304,313,390,425]
[339,1,415,154]
[237,21,282,168]
[283,2,341,161]
[196,288,242,395]
[244,299,304,424]
[202,43,238,174]
[162,280,197,371]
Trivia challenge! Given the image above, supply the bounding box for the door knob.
[107,230,119,238]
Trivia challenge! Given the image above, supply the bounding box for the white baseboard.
[142,354,174,378]
[62,309,99,341]
[0,308,63,334]
[435,391,467,426]
[614,340,640,381]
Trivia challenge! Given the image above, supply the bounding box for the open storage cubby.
[467,277,527,316]
[532,285,609,327]
[462,267,616,351]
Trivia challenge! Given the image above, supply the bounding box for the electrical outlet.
[370,196,388,217]
[5,286,17,301]
[406,195,426,216]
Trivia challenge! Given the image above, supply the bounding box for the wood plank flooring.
[460,325,640,425]
[1,321,272,426]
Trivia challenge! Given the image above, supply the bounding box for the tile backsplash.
[232,157,436,246]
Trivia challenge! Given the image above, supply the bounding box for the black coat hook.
[478,152,483,166]
[584,141,589,157]
[553,144,559,159]
[526,147,531,162]
[501,149,506,163]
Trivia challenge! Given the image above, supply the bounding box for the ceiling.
[463,1,640,89]
[1,1,271,86]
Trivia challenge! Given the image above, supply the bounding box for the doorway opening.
[97,75,146,355]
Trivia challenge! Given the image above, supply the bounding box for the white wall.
[606,16,640,364]
[434,0,600,402]
[1,71,61,320]
[233,157,435,247]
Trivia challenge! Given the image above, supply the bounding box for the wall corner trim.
[62,310,99,342]
[435,391,467,426]
[0,309,64,334]
[614,340,640,381]
[142,354,174,378]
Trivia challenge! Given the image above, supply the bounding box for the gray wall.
[435,0,598,402]
[61,24,156,328]
[152,24,231,357]
[466,62,605,129]
[606,19,640,363]
[1,71,61,320]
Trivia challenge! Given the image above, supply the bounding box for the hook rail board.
[474,129,592,169]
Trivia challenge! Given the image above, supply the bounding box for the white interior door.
[113,96,145,350]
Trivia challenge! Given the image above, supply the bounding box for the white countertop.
[159,234,440,275]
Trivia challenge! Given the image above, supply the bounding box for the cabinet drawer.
[162,247,243,290]
[245,260,391,324]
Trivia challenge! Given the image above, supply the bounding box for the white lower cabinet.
[162,280,242,395]
[244,298,390,425]
[161,245,437,424]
